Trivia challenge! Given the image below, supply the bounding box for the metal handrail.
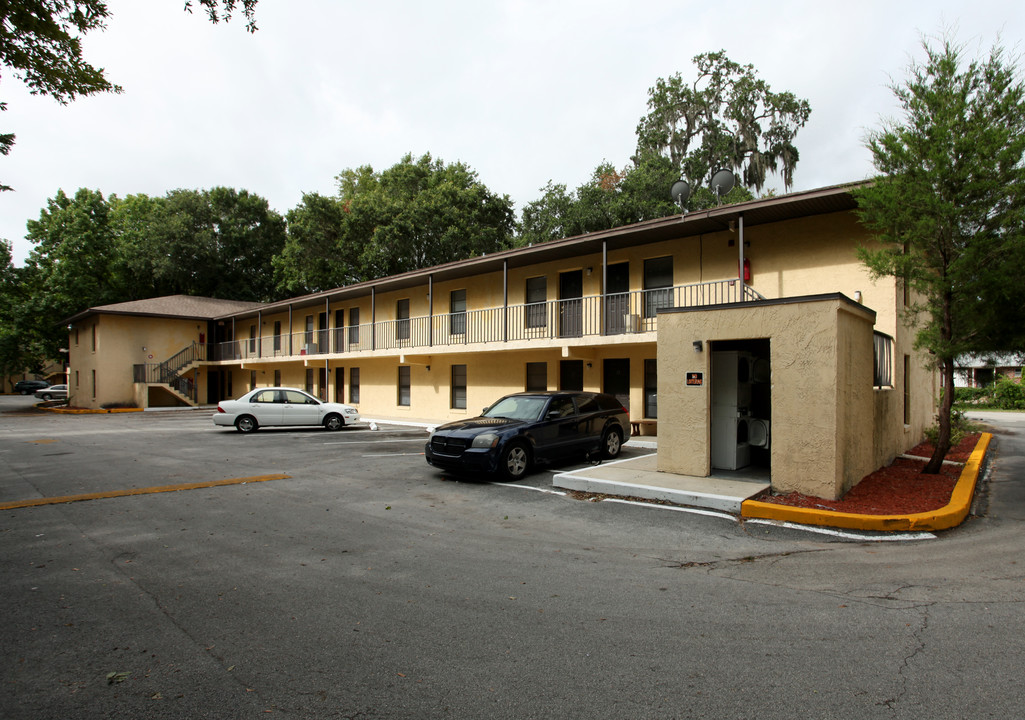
[203,278,765,361]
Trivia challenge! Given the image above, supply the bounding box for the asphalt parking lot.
[3,397,1025,719]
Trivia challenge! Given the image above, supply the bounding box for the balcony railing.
[208,279,763,362]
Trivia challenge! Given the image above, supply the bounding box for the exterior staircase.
[133,342,206,406]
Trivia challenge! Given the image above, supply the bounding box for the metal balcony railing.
[203,278,763,362]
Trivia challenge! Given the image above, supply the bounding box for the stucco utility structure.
[65,183,935,500]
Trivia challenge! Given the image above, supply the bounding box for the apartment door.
[559,270,583,338]
[560,360,584,391]
[605,262,629,334]
[603,358,630,412]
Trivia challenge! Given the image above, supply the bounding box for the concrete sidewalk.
[554,433,993,533]
[553,453,769,514]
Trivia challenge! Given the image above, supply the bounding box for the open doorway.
[710,339,770,477]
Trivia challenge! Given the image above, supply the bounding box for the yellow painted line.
[0,474,291,510]
[741,433,992,532]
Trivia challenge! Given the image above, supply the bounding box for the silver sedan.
[213,387,360,433]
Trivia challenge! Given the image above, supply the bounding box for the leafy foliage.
[11,185,285,360]
[635,50,811,194]
[519,153,751,245]
[274,154,516,294]
[855,37,1025,472]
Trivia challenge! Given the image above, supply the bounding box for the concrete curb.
[740,433,993,532]
[41,405,143,414]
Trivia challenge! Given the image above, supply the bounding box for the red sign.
[686,372,703,386]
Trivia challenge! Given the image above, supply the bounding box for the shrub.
[992,376,1025,410]
[953,386,990,405]
[923,408,979,447]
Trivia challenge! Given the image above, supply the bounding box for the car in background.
[425,391,629,480]
[15,379,49,395]
[35,384,67,401]
[213,387,360,433]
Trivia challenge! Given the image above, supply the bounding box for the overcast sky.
[3,0,1024,266]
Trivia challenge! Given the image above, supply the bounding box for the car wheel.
[499,442,531,480]
[323,413,344,431]
[602,427,623,459]
[20,390,29,395]
[41,393,52,401]
[235,415,258,433]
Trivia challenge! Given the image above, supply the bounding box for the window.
[249,325,256,354]
[91,369,96,398]
[305,368,314,393]
[273,321,281,352]
[250,370,257,391]
[350,367,360,404]
[643,256,673,318]
[398,366,411,406]
[273,369,281,386]
[450,289,467,336]
[525,276,547,329]
[644,359,658,418]
[75,370,79,388]
[74,328,79,346]
[396,299,410,341]
[526,362,547,391]
[451,364,467,409]
[903,355,911,425]
[348,307,360,346]
[91,324,96,352]
[873,332,893,387]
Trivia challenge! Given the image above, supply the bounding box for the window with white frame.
[873,332,893,388]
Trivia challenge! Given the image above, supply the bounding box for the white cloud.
[2,0,1023,264]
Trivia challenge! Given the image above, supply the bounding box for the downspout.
[288,305,293,356]
[428,274,434,347]
[371,287,376,351]
[257,310,262,358]
[231,317,236,360]
[738,213,746,300]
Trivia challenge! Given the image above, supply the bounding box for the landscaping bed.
[756,433,982,515]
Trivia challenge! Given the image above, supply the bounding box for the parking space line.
[322,439,426,445]
[362,452,425,457]
[0,474,291,510]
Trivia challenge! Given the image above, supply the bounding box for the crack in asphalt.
[879,604,931,716]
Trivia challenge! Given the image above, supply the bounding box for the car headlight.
[471,433,500,449]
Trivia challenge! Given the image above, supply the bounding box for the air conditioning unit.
[303,343,318,355]
[624,314,641,333]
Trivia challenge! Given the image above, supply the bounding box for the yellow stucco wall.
[68,315,206,409]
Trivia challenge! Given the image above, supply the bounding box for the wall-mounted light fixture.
[693,341,703,352]
[425,365,431,372]
[586,362,592,369]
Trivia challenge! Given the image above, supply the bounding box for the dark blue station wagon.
[425,391,630,480]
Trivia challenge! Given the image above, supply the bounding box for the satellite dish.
[670,179,691,207]
[709,169,736,198]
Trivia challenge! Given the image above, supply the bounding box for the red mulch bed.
[757,433,982,515]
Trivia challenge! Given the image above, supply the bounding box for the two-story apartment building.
[65,183,936,500]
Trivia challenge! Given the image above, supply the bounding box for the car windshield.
[483,396,548,422]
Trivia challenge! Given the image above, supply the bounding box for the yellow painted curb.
[741,433,993,532]
[0,474,291,510]
[42,406,144,414]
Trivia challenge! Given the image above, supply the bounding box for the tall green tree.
[855,38,1025,473]
[1,0,258,190]
[635,50,811,197]
[519,153,750,245]
[117,187,286,301]
[274,154,516,294]
[21,187,125,358]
